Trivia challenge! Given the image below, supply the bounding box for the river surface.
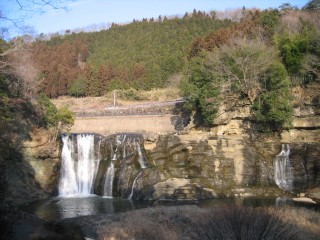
[19,196,318,222]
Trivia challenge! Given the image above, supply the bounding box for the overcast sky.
[1,0,308,36]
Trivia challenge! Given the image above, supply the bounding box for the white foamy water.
[59,134,99,196]
[274,144,293,190]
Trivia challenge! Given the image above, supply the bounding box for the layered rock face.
[6,102,319,204]
[133,102,320,200]
[136,128,319,200]
[5,129,60,204]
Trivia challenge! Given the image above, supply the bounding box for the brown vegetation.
[51,87,181,113]
[97,205,320,240]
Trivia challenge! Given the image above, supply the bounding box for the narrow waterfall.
[274,144,293,191]
[103,161,115,198]
[102,136,123,198]
[128,171,143,199]
[59,134,100,196]
[137,142,147,169]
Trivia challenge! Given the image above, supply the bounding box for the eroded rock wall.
[5,129,60,205]
[134,112,320,200]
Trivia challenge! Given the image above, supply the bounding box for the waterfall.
[59,134,100,196]
[59,133,148,198]
[128,170,143,199]
[274,144,293,191]
[76,135,96,194]
[137,142,147,169]
[58,135,78,195]
[103,161,115,198]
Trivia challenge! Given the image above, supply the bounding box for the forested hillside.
[32,11,233,97]
[182,6,320,131]
[30,3,319,131]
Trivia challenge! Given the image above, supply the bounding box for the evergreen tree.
[254,62,293,131]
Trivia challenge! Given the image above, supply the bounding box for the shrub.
[118,88,143,101]
[36,93,74,129]
[37,93,59,127]
[191,206,300,240]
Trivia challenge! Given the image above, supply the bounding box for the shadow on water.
[198,196,320,211]
[14,196,320,239]
[19,196,154,221]
[19,196,319,222]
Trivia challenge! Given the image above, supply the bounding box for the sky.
[1,0,309,37]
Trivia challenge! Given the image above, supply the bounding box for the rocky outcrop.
[7,97,319,204]
[5,129,60,204]
[134,129,319,200]
[131,101,320,200]
[307,187,320,203]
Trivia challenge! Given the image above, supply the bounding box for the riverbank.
[64,204,320,240]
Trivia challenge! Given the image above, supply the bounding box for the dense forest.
[31,11,234,97]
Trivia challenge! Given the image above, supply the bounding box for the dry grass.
[97,205,320,240]
[117,87,180,102]
[97,206,203,240]
[51,87,181,113]
[277,206,320,238]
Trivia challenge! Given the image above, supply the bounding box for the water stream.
[129,170,143,199]
[103,161,115,198]
[274,144,293,191]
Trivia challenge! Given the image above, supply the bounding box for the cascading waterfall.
[103,161,115,198]
[58,135,78,196]
[137,142,147,169]
[129,171,143,199]
[59,133,148,198]
[59,134,100,196]
[274,144,293,191]
[76,135,97,194]
[102,137,122,198]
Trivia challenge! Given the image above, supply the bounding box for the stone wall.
[71,115,176,135]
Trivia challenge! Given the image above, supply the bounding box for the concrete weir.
[71,115,176,135]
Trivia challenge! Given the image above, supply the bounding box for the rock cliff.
[132,100,319,201]
[136,129,319,200]
[5,97,319,204]
[4,129,60,204]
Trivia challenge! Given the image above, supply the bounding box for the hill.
[31,12,233,97]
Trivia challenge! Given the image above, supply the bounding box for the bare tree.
[215,8,244,22]
[206,38,277,103]
[0,0,73,97]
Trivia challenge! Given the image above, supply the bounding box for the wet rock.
[307,187,320,203]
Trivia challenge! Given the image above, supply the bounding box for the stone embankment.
[75,99,184,117]
[71,100,184,134]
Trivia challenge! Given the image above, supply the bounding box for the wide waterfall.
[274,144,293,191]
[59,134,100,196]
[58,133,148,198]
